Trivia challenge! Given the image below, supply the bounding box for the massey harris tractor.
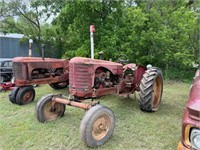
[9,57,69,105]
[35,57,163,147]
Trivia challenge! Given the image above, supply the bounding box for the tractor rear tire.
[139,67,163,112]
[49,81,69,90]
[9,87,20,104]
[35,94,66,123]
[80,105,115,148]
[15,86,35,105]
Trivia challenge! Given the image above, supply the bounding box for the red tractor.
[35,57,163,147]
[9,57,69,105]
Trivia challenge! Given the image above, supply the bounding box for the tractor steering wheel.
[117,54,129,64]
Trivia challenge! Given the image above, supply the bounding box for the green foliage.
[164,67,196,82]
[0,0,199,80]
[55,0,198,73]
[55,0,125,60]
[0,0,67,58]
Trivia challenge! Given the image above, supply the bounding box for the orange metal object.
[53,97,92,110]
[177,141,190,150]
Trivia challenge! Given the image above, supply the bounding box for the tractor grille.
[13,62,23,80]
[69,63,91,91]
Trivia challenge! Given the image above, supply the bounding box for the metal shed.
[0,33,40,58]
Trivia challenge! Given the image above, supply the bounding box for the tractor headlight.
[190,128,200,149]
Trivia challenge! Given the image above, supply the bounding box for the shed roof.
[0,33,24,39]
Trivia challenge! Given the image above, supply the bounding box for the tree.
[0,0,67,57]
[130,0,199,69]
[55,0,125,60]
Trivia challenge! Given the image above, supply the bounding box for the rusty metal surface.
[69,57,147,98]
[92,114,110,140]
[178,69,200,149]
[12,57,69,86]
[69,57,123,98]
[69,57,123,75]
[180,111,197,149]
[123,63,136,70]
[12,57,66,63]
[187,75,200,121]
[53,97,92,110]
[43,99,65,121]
[177,141,190,150]
[133,66,146,85]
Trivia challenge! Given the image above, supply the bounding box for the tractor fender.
[133,65,146,85]
[123,63,136,70]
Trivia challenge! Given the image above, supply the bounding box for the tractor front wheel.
[35,94,66,123]
[139,68,163,112]
[80,105,115,148]
[15,86,35,105]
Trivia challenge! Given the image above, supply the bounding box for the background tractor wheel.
[139,68,163,112]
[9,87,20,104]
[15,86,35,105]
[35,94,65,123]
[49,81,69,90]
[80,105,115,148]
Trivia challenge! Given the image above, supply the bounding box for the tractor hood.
[12,57,67,63]
[70,57,122,67]
[70,57,123,75]
[187,75,200,121]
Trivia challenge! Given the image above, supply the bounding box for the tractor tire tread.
[139,68,163,112]
[35,94,65,123]
[15,86,35,105]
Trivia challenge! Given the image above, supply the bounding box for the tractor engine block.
[94,68,118,89]
[31,68,64,79]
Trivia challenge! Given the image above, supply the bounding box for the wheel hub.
[23,91,33,103]
[92,115,110,140]
[152,76,162,109]
[44,101,64,121]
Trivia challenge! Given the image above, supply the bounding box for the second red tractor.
[9,57,69,105]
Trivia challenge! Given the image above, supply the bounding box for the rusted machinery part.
[52,96,93,110]
[139,67,163,112]
[49,81,69,90]
[35,94,66,123]
[80,104,115,148]
[15,86,35,105]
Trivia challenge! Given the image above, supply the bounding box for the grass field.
[0,81,191,150]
